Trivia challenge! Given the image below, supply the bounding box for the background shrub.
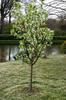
[61,41,66,54]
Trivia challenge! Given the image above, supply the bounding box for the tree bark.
[9,11,11,24]
[0,16,4,34]
[1,1,4,34]
[30,64,33,92]
[9,46,11,61]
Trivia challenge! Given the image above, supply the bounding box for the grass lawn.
[0,55,66,100]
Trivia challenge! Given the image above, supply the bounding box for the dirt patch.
[5,85,41,96]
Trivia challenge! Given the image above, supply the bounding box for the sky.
[45,0,53,3]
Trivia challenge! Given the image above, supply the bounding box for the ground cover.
[0,55,66,100]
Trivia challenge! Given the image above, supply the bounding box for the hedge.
[0,40,19,45]
[0,34,18,40]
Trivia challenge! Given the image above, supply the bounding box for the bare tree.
[44,0,66,19]
[0,0,13,33]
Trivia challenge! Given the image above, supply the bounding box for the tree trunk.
[9,10,11,34]
[1,1,4,34]
[9,46,11,61]
[0,16,4,34]
[9,12,11,24]
[30,64,33,92]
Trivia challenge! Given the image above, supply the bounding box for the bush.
[61,41,66,54]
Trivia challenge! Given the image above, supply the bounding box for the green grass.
[0,55,66,100]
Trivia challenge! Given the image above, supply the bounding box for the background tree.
[44,0,66,19]
[11,1,54,92]
[0,0,13,33]
[0,0,20,33]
